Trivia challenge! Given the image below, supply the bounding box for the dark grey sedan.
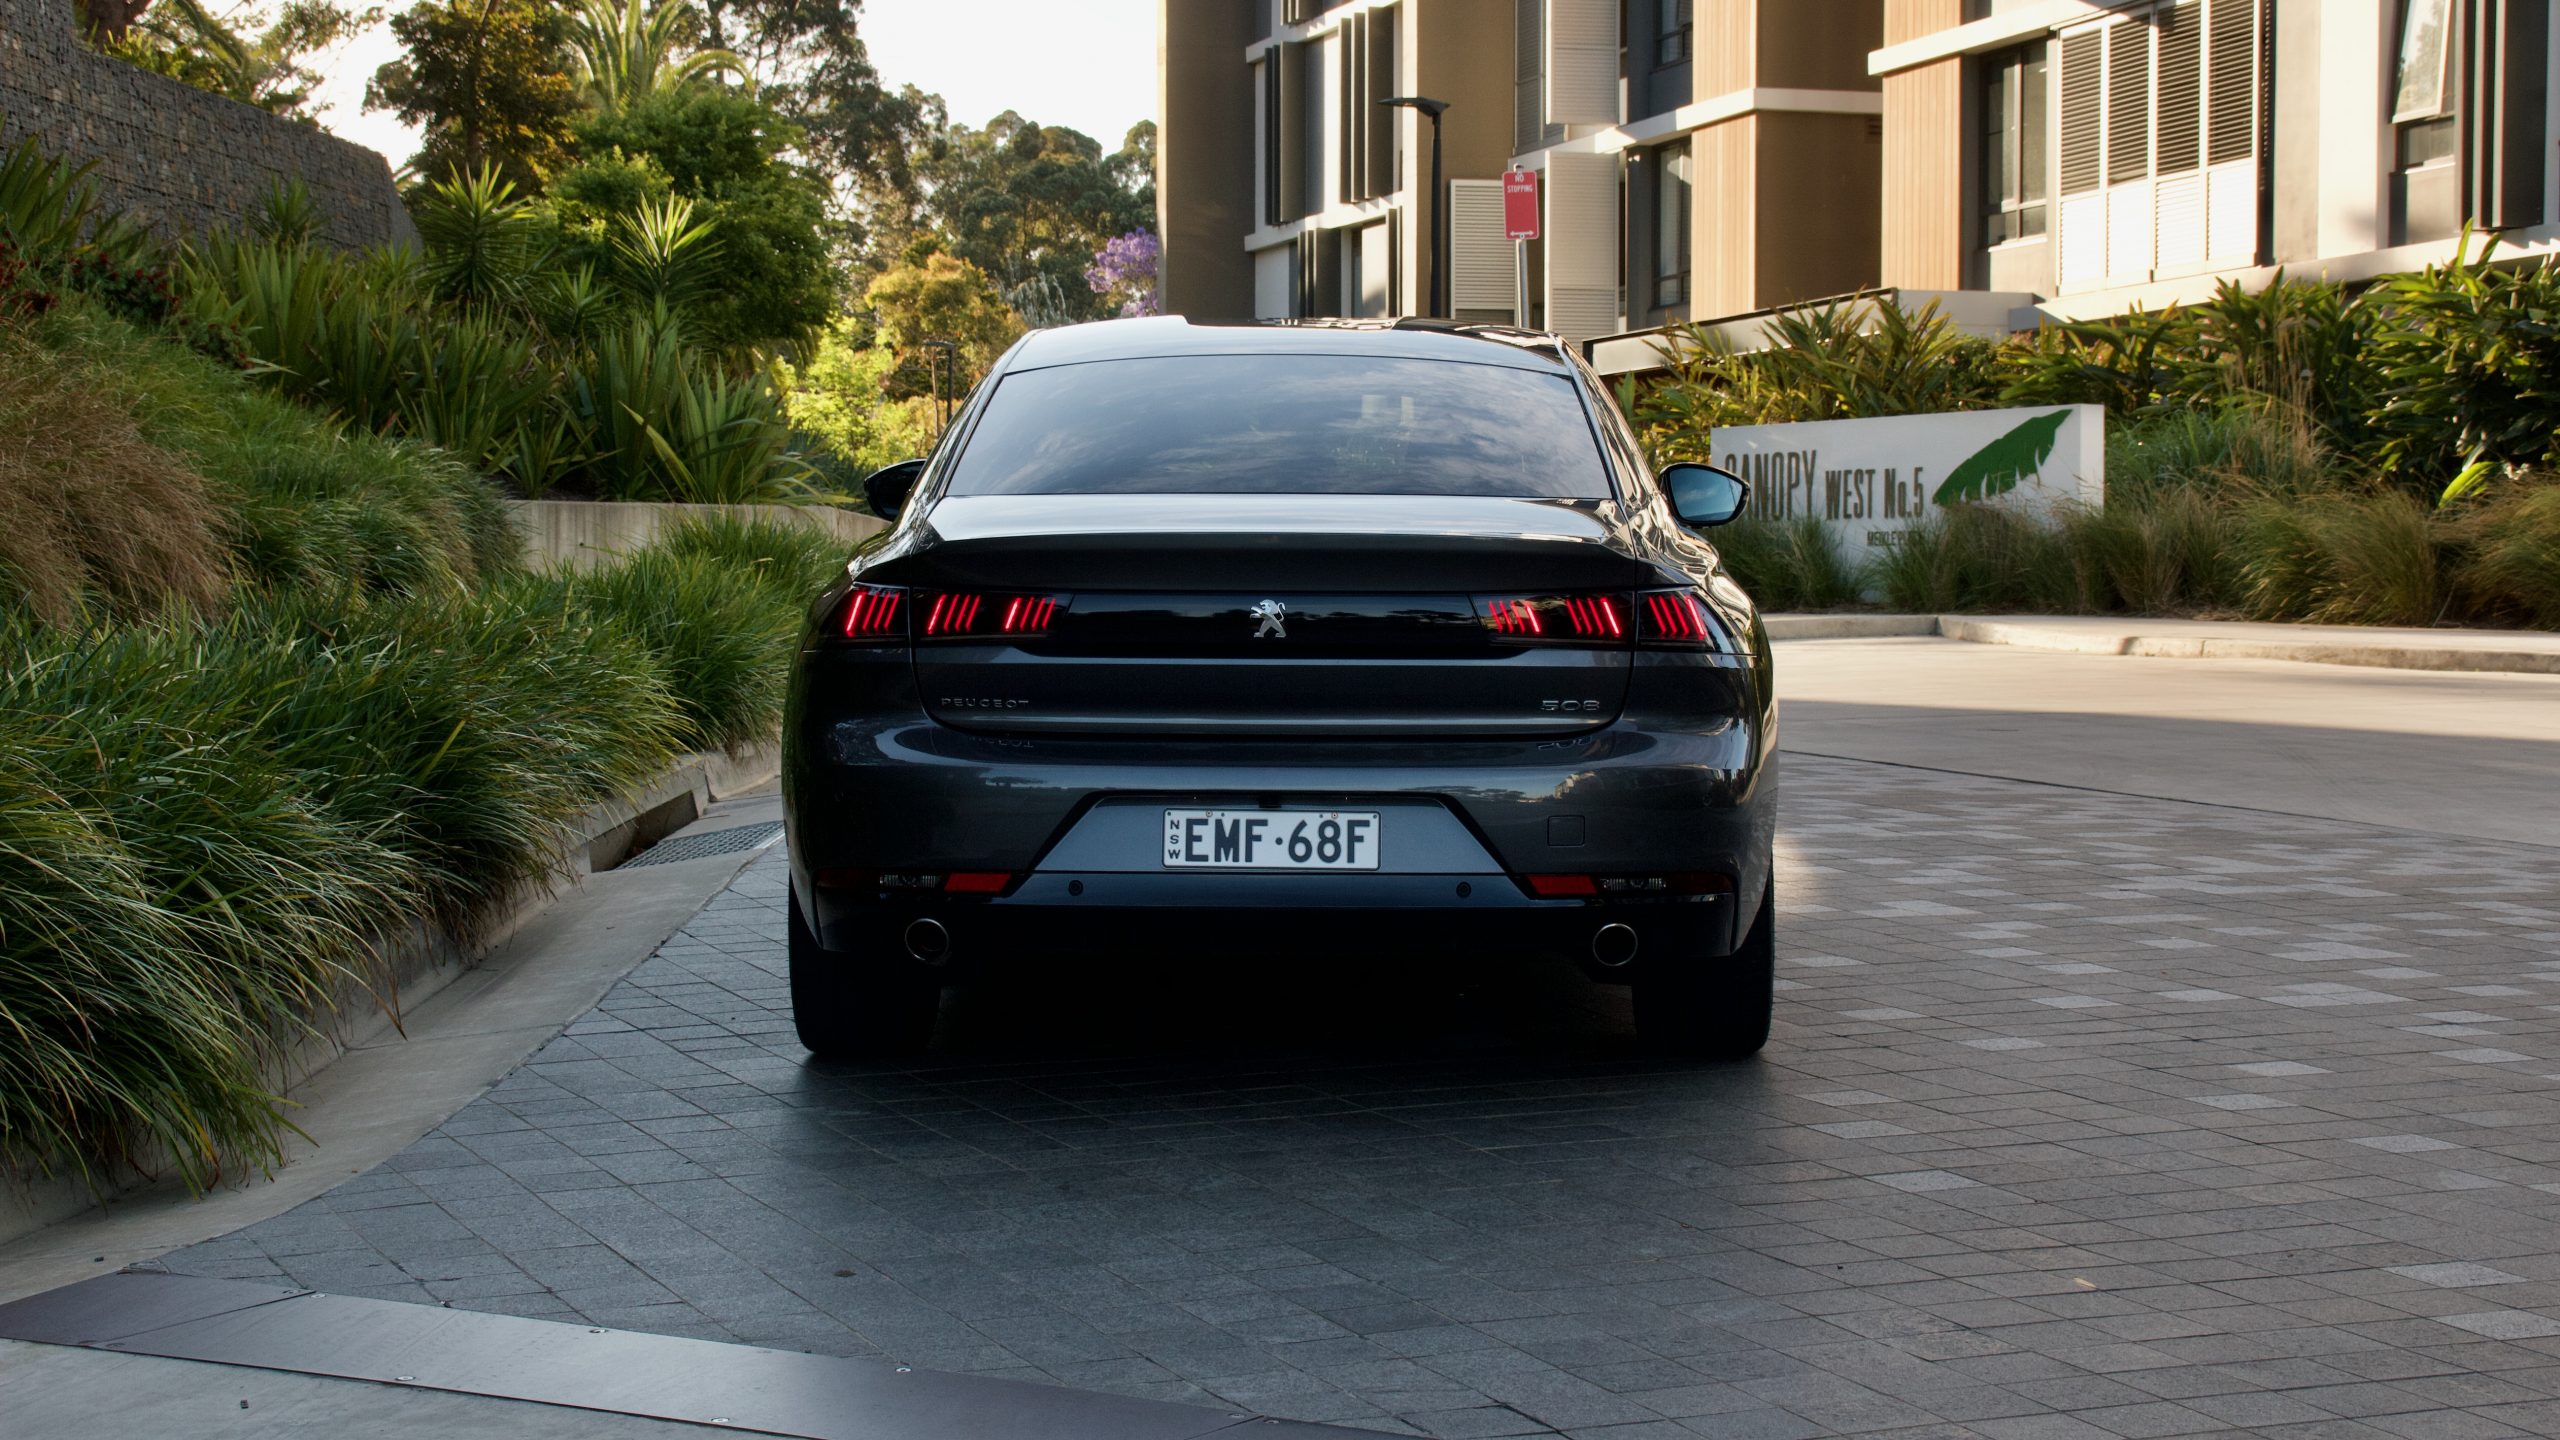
[782,319,1777,1059]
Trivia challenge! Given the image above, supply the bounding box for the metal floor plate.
[619,822,783,868]
[0,1272,1392,1440]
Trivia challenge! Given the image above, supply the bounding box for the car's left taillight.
[834,583,907,643]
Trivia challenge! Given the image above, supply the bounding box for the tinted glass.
[947,355,1613,498]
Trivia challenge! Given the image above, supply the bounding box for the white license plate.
[1162,810,1381,870]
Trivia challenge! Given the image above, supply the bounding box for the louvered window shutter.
[2057,30,2105,287]
[2156,6,2203,175]
[1543,150,1621,341]
[2153,3,2208,273]
[1545,0,1620,127]
[2206,0,2257,165]
[2107,22,2152,187]
[2203,0,2260,264]
[1448,179,1516,322]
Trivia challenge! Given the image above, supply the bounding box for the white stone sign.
[1711,404,2105,554]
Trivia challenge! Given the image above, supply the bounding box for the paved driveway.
[168,753,2560,1438]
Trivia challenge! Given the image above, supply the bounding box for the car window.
[945,354,1613,498]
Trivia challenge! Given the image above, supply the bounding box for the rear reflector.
[1640,589,1722,649]
[1479,594,1627,642]
[837,584,905,640]
[1524,874,1599,897]
[943,871,1012,894]
[921,590,1066,639]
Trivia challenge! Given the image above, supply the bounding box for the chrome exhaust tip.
[905,918,952,965]
[1591,923,1639,967]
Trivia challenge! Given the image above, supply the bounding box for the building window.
[2392,0,2456,169]
[1654,0,1693,67]
[1652,143,1690,310]
[1982,44,2049,244]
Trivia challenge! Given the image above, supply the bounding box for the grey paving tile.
[158,769,2560,1438]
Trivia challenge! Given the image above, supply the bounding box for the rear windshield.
[946,354,1613,498]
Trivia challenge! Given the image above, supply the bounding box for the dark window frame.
[1654,0,1693,68]
[1651,144,1691,311]
[1981,42,2051,246]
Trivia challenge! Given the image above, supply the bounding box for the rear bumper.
[800,879,1745,977]
[783,645,1779,960]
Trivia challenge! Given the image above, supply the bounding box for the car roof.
[1006,316,1579,374]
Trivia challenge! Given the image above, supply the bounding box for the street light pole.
[1381,95,1450,318]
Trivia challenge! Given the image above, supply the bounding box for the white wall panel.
[1543,149,1620,340]
[1544,0,1620,127]
[1253,244,1295,319]
[1448,179,1515,318]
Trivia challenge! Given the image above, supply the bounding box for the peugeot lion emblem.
[1250,599,1288,639]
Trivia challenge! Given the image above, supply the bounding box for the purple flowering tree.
[1085,229,1160,318]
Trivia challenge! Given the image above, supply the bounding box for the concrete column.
[2315,0,2391,264]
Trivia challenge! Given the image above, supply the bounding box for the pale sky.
[305,0,1162,175]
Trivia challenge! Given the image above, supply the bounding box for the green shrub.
[538,547,791,754]
[1874,504,2079,614]
[2365,238,2560,488]
[0,616,416,1188]
[2061,489,2242,615]
[2235,490,2444,626]
[0,318,231,624]
[653,512,857,609]
[2448,482,2560,628]
[1709,516,1868,610]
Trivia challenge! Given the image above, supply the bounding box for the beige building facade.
[1877,0,2559,321]
[1162,2,2560,366]
[1157,0,1887,343]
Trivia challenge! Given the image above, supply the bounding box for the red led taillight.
[1640,589,1722,649]
[920,590,1066,639]
[1478,594,1627,642]
[837,584,905,641]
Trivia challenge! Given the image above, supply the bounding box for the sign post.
[1502,167,1538,329]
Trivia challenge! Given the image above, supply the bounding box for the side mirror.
[1662,463,1750,529]
[862,458,927,521]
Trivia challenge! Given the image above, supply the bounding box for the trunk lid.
[887,496,1649,737]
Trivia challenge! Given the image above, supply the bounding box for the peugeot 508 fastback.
[782,318,1777,1059]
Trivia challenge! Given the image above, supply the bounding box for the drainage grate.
[619,821,783,868]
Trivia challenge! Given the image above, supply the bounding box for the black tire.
[788,897,940,1059]
[1635,881,1775,1059]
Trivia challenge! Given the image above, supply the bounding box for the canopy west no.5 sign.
[1710,404,2105,559]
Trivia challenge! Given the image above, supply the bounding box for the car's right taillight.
[1638,588,1728,651]
[834,583,907,642]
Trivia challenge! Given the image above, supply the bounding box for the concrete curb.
[1769,613,2560,676]
[1761,614,1942,641]
[0,744,780,1250]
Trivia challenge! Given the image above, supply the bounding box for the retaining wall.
[0,0,416,250]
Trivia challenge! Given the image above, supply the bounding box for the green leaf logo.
[1932,410,2072,506]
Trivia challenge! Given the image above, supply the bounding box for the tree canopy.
[883,113,1156,325]
[367,0,582,189]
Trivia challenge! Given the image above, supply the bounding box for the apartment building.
[1161,2,2560,371]
[1156,0,1888,340]
[1879,0,2557,319]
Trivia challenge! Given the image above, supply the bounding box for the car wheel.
[1635,881,1775,1059]
[788,897,940,1059]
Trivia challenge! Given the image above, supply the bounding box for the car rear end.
[782,322,1776,1052]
